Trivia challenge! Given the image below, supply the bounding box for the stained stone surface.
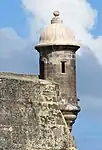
[0,72,76,150]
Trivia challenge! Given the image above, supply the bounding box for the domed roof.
[35,11,80,48]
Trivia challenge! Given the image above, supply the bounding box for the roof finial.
[53,10,60,17]
[51,10,62,24]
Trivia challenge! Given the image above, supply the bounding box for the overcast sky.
[0,0,102,149]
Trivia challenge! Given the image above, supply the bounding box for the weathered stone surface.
[0,72,76,150]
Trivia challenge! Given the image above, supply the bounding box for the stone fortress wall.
[0,72,77,150]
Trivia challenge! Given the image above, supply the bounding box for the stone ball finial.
[53,10,60,17]
[51,10,61,24]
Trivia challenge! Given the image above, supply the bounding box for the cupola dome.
[35,10,80,48]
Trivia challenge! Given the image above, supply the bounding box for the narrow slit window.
[61,62,66,73]
[40,60,44,79]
